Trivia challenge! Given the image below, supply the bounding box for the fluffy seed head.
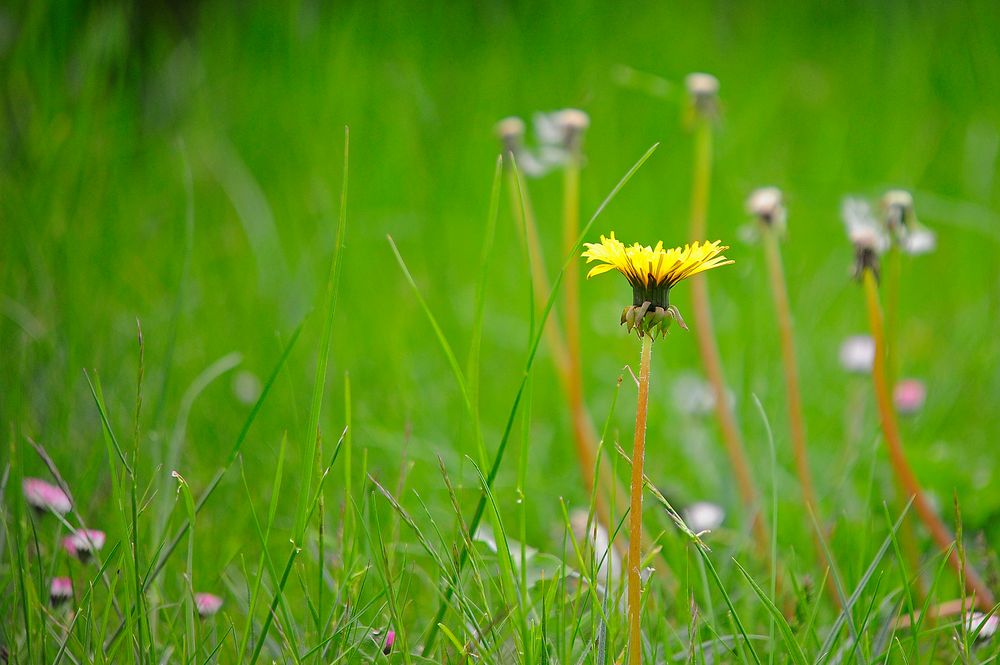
[747,187,786,233]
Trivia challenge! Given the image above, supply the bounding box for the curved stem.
[628,334,653,665]
[862,269,994,609]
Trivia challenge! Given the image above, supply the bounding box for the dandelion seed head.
[747,186,786,233]
[495,116,525,142]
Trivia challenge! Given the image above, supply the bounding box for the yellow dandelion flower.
[582,232,733,337]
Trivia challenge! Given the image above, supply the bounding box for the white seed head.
[685,72,719,98]
[842,197,889,254]
[495,116,525,142]
[839,335,875,374]
[558,108,590,132]
[849,225,882,252]
[882,189,913,211]
[747,186,786,232]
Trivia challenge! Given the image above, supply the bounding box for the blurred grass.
[3,0,1000,657]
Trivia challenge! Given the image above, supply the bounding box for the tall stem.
[628,334,653,665]
[762,231,816,514]
[687,119,768,553]
[862,269,994,609]
[506,164,674,586]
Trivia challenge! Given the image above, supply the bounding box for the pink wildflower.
[195,592,223,618]
[62,529,105,562]
[50,577,73,607]
[22,478,71,516]
[893,379,927,415]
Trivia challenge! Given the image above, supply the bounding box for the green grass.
[3,1,1000,662]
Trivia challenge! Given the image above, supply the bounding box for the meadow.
[3,1,1000,662]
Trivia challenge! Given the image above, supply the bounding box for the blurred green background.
[3,0,1000,581]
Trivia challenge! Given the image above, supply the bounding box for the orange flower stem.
[688,118,769,555]
[761,229,840,603]
[628,334,653,665]
[862,269,994,609]
[505,163,675,586]
[885,245,902,386]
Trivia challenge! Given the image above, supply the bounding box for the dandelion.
[194,592,223,618]
[839,335,875,374]
[62,529,105,562]
[582,233,732,339]
[49,577,73,608]
[584,231,732,665]
[22,478,71,516]
[893,378,927,415]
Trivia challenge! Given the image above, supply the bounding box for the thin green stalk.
[295,126,350,537]
[627,334,652,665]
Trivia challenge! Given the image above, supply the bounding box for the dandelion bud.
[50,577,73,608]
[495,116,526,156]
[746,187,786,234]
[685,72,720,118]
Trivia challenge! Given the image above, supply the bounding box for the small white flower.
[839,335,875,374]
[683,501,725,534]
[966,612,999,640]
